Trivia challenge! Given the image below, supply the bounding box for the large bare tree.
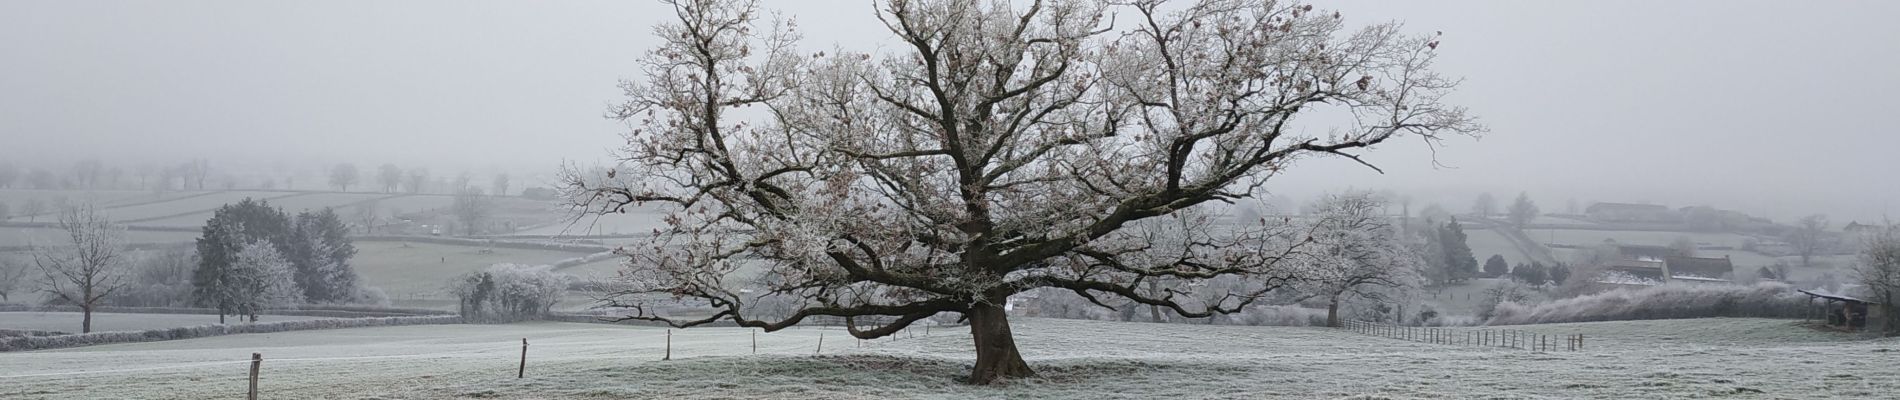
[1788,214,1830,268]
[32,205,129,333]
[1297,193,1420,327]
[565,0,1478,384]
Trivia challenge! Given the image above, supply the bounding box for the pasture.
[0,312,333,334]
[0,317,1892,399]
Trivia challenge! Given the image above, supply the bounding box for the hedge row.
[353,235,610,253]
[0,315,464,352]
[1486,282,1808,325]
[0,304,450,318]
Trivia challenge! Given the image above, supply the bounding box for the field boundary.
[0,315,464,352]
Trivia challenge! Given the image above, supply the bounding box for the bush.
[1484,282,1806,325]
[450,264,570,322]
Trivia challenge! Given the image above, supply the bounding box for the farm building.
[1798,289,1885,332]
[1592,243,1735,285]
[1844,221,1889,234]
[1584,202,1678,223]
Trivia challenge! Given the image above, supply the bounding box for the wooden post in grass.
[752,330,757,354]
[816,333,824,355]
[664,330,672,361]
[518,339,528,378]
[247,352,261,400]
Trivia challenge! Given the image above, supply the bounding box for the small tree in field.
[31,205,128,333]
[1299,193,1422,327]
[1482,254,1508,278]
[1854,225,1900,334]
[565,0,1477,384]
[330,163,361,192]
[0,256,29,302]
[378,164,403,193]
[1506,192,1538,229]
[450,187,489,236]
[1472,193,1496,219]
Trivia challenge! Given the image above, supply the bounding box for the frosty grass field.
[2,317,1894,399]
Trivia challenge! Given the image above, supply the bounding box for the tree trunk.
[966,302,1034,385]
[81,304,93,334]
[1327,295,1341,328]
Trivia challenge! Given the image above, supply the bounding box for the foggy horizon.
[4,0,1896,222]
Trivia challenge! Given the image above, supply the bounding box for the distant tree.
[287,209,359,303]
[1506,192,1538,229]
[1509,262,1548,285]
[329,163,361,192]
[1482,254,1508,278]
[1787,214,1829,268]
[352,200,380,234]
[0,201,9,222]
[491,173,511,197]
[181,159,211,190]
[1472,193,1497,219]
[452,172,473,193]
[0,162,17,188]
[1548,263,1572,285]
[403,168,429,194]
[26,168,59,189]
[1478,280,1532,320]
[193,199,293,323]
[71,159,104,189]
[31,205,128,333]
[1440,218,1479,282]
[377,164,403,193]
[105,167,124,189]
[450,187,489,236]
[450,264,568,321]
[1853,225,1900,333]
[21,198,45,222]
[1670,236,1698,257]
[0,256,28,302]
[1298,193,1422,327]
[227,241,302,322]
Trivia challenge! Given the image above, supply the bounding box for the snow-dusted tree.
[450,187,489,236]
[329,163,361,192]
[193,199,293,323]
[377,164,403,193]
[31,205,128,333]
[352,199,381,234]
[229,241,302,322]
[22,198,45,222]
[404,168,429,194]
[565,0,1478,383]
[449,264,569,320]
[1471,192,1496,219]
[1853,224,1900,333]
[1297,193,1421,327]
[492,173,511,197]
[0,255,29,302]
[289,208,359,303]
[1787,214,1830,268]
[1506,191,1537,229]
[0,162,17,189]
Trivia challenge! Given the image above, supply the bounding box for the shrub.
[1484,282,1805,325]
[450,264,569,322]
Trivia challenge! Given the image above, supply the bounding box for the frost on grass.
[2,318,1896,399]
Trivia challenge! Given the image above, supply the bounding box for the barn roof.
[1798,289,1870,304]
[1665,256,1734,280]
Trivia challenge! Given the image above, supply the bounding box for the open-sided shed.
[1799,289,1873,331]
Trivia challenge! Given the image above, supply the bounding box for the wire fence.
[1,321,951,398]
[1340,320,1584,352]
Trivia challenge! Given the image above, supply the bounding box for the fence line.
[1339,320,1584,352]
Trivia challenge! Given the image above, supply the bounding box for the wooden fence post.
[518,339,528,378]
[752,330,758,354]
[816,333,825,355]
[247,352,261,400]
[664,330,672,361]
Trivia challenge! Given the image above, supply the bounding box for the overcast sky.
[2,1,1896,222]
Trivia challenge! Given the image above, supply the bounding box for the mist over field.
[2,1,1897,399]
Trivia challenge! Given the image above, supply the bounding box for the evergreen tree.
[193,199,291,322]
[1549,263,1572,285]
[1439,218,1478,282]
[1510,262,1549,285]
[1482,254,1509,278]
[289,208,359,302]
